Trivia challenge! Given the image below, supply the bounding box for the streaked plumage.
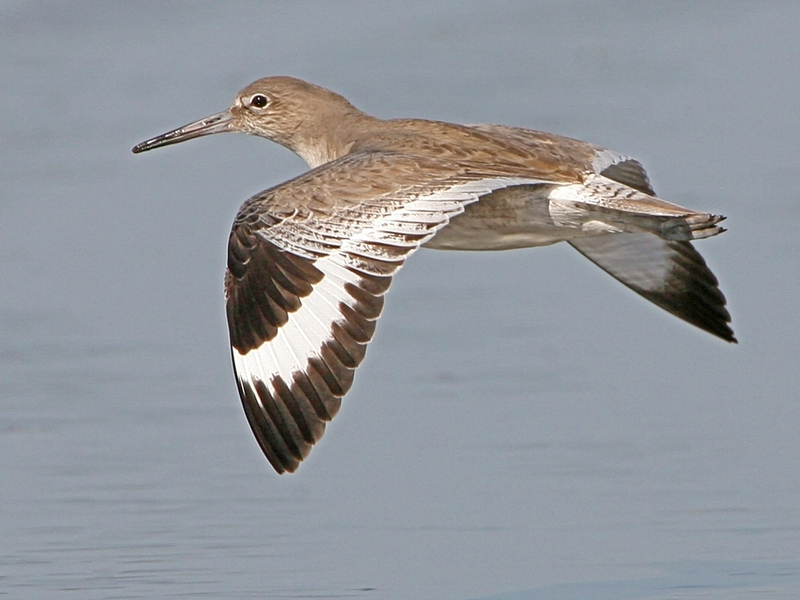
[133,76,735,473]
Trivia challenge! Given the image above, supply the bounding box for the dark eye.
[249,94,269,108]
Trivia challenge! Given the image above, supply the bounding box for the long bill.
[132,109,233,153]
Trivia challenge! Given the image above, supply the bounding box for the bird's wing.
[225,151,543,473]
[551,168,734,342]
[568,233,735,342]
[591,149,656,196]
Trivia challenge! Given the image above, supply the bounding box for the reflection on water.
[1,1,800,599]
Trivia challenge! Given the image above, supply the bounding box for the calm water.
[2,2,799,599]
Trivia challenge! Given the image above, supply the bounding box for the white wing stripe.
[235,252,366,387]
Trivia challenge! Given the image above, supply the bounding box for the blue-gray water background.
[1,2,799,599]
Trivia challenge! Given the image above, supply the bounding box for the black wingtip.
[695,312,736,344]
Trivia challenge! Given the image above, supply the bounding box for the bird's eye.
[249,94,269,108]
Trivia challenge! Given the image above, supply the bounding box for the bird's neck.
[291,110,384,169]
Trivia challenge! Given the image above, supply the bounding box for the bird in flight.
[133,76,735,474]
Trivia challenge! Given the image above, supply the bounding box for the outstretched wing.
[569,233,735,342]
[225,151,542,472]
[551,167,734,342]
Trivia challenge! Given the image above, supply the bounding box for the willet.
[133,76,735,474]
